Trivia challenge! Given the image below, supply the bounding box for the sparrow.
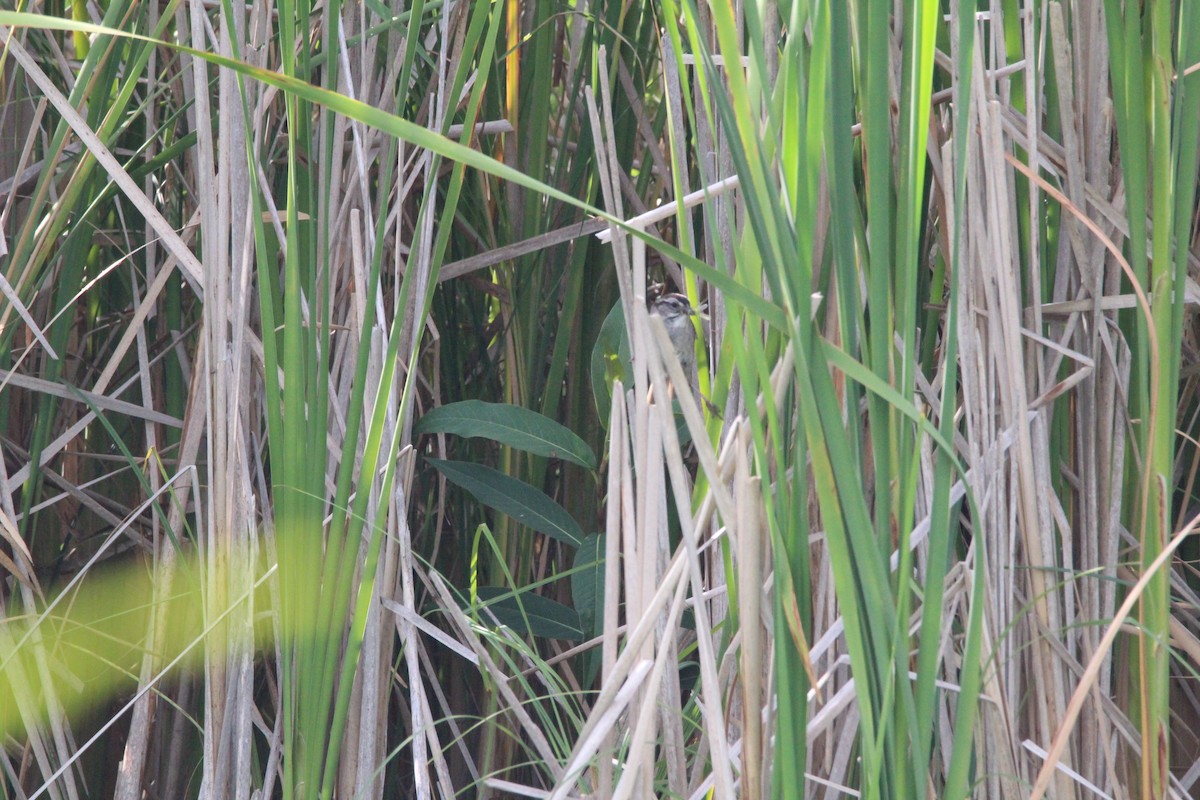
[650,292,699,401]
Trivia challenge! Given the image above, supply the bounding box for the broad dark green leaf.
[415,401,595,469]
[571,534,605,636]
[427,458,583,546]
[475,587,584,641]
[590,301,632,427]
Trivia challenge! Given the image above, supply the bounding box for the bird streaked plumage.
[650,292,699,400]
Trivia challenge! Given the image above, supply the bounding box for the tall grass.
[2,0,1200,798]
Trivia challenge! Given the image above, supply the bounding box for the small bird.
[650,292,699,401]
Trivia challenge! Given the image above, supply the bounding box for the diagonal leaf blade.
[427,458,583,547]
[415,401,596,470]
[475,587,584,641]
